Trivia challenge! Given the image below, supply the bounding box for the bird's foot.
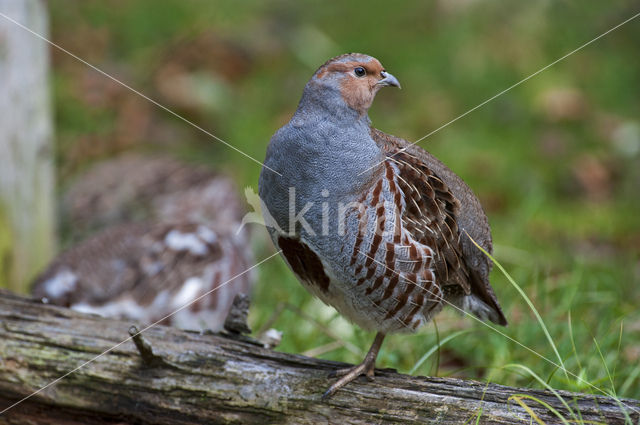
[322,357,376,400]
[321,332,386,400]
[328,363,376,380]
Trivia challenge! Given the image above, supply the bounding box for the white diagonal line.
[359,10,640,176]
[0,250,282,415]
[0,12,282,177]
[356,247,640,417]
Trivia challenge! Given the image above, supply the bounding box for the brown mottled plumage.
[370,128,506,324]
[62,154,222,239]
[37,154,254,330]
[32,221,253,330]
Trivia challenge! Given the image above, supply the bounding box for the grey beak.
[378,71,401,88]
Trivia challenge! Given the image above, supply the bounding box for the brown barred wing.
[371,129,470,295]
[370,127,507,326]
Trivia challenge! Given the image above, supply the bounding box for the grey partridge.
[36,154,254,330]
[259,53,507,398]
[32,221,253,331]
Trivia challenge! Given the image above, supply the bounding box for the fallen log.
[0,290,638,424]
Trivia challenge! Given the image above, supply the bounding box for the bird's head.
[307,53,400,116]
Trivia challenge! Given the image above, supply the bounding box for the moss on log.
[0,290,638,424]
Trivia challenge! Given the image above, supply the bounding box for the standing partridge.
[259,53,507,398]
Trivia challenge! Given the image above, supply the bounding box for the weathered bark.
[0,290,638,424]
[0,0,56,293]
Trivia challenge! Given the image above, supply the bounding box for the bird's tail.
[455,270,508,326]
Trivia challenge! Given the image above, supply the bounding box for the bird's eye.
[354,67,366,77]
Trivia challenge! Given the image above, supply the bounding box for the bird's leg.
[322,332,386,400]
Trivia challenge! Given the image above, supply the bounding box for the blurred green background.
[42,0,640,400]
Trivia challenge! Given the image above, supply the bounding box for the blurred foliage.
[48,0,640,402]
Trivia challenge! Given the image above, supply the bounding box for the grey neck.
[294,81,371,127]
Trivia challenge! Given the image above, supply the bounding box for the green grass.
[44,0,640,411]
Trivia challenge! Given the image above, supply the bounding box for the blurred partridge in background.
[33,154,254,331]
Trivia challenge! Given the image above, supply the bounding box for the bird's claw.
[322,361,376,400]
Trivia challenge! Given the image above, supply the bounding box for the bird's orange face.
[315,56,401,115]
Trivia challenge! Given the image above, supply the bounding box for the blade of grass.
[568,311,585,381]
[467,233,569,382]
[509,394,556,425]
[409,329,471,375]
[590,336,634,423]
[464,378,494,425]
[619,364,640,398]
[461,407,484,425]
[433,319,441,376]
[612,321,623,392]
[505,364,578,423]
[546,365,561,386]
[592,336,616,398]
